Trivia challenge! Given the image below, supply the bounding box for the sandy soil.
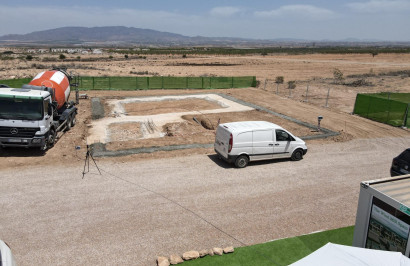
[0,51,409,169]
[124,98,222,116]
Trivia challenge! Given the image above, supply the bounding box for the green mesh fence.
[77,76,256,90]
[0,76,256,90]
[353,93,409,127]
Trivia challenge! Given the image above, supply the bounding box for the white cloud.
[347,0,410,13]
[209,6,242,17]
[254,5,335,20]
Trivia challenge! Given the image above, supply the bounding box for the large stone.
[223,246,234,254]
[157,256,170,266]
[169,254,183,265]
[199,249,209,257]
[208,249,214,256]
[213,247,223,256]
[182,250,200,261]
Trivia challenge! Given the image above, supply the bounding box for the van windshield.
[0,97,43,120]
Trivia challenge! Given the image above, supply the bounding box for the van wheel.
[291,149,303,161]
[235,155,249,168]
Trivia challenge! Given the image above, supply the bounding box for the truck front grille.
[0,126,40,138]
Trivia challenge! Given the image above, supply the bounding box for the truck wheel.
[46,128,56,149]
[235,155,249,168]
[70,114,77,127]
[291,149,303,161]
[65,116,72,131]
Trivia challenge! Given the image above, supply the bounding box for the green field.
[0,78,31,88]
[183,226,354,266]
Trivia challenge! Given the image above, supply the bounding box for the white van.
[214,121,307,168]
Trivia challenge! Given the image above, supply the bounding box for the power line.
[96,166,281,266]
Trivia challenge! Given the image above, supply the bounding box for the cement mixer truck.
[0,69,78,150]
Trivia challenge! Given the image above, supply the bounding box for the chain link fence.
[262,79,338,108]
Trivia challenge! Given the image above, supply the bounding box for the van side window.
[276,129,292,141]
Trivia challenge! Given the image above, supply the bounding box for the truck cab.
[0,87,54,150]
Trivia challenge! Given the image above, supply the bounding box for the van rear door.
[214,125,230,158]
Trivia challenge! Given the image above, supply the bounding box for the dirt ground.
[0,53,409,170]
[1,52,410,266]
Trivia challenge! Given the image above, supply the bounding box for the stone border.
[90,93,339,157]
[157,246,234,265]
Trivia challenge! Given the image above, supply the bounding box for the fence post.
[92,77,95,90]
[108,77,111,90]
[325,87,331,107]
[186,77,188,89]
[305,84,309,102]
[162,76,164,89]
[147,77,150,90]
[210,77,212,89]
[231,77,234,89]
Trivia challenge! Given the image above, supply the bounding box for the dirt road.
[1,136,409,265]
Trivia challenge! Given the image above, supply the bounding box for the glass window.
[44,100,49,116]
[0,98,43,120]
[276,129,289,141]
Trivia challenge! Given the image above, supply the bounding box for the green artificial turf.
[183,226,354,266]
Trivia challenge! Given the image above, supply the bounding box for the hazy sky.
[1,0,410,41]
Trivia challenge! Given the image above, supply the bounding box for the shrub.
[287,80,296,90]
[275,76,284,84]
[333,68,344,84]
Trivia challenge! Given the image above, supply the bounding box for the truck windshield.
[0,97,43,120]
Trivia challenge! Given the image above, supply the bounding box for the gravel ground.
[1,136,409,265]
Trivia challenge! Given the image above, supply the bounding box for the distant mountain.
[0,26,409,47]
[0,26,192,45]
[0,26,260,46]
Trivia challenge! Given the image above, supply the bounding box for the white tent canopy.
[291,243,410,266]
